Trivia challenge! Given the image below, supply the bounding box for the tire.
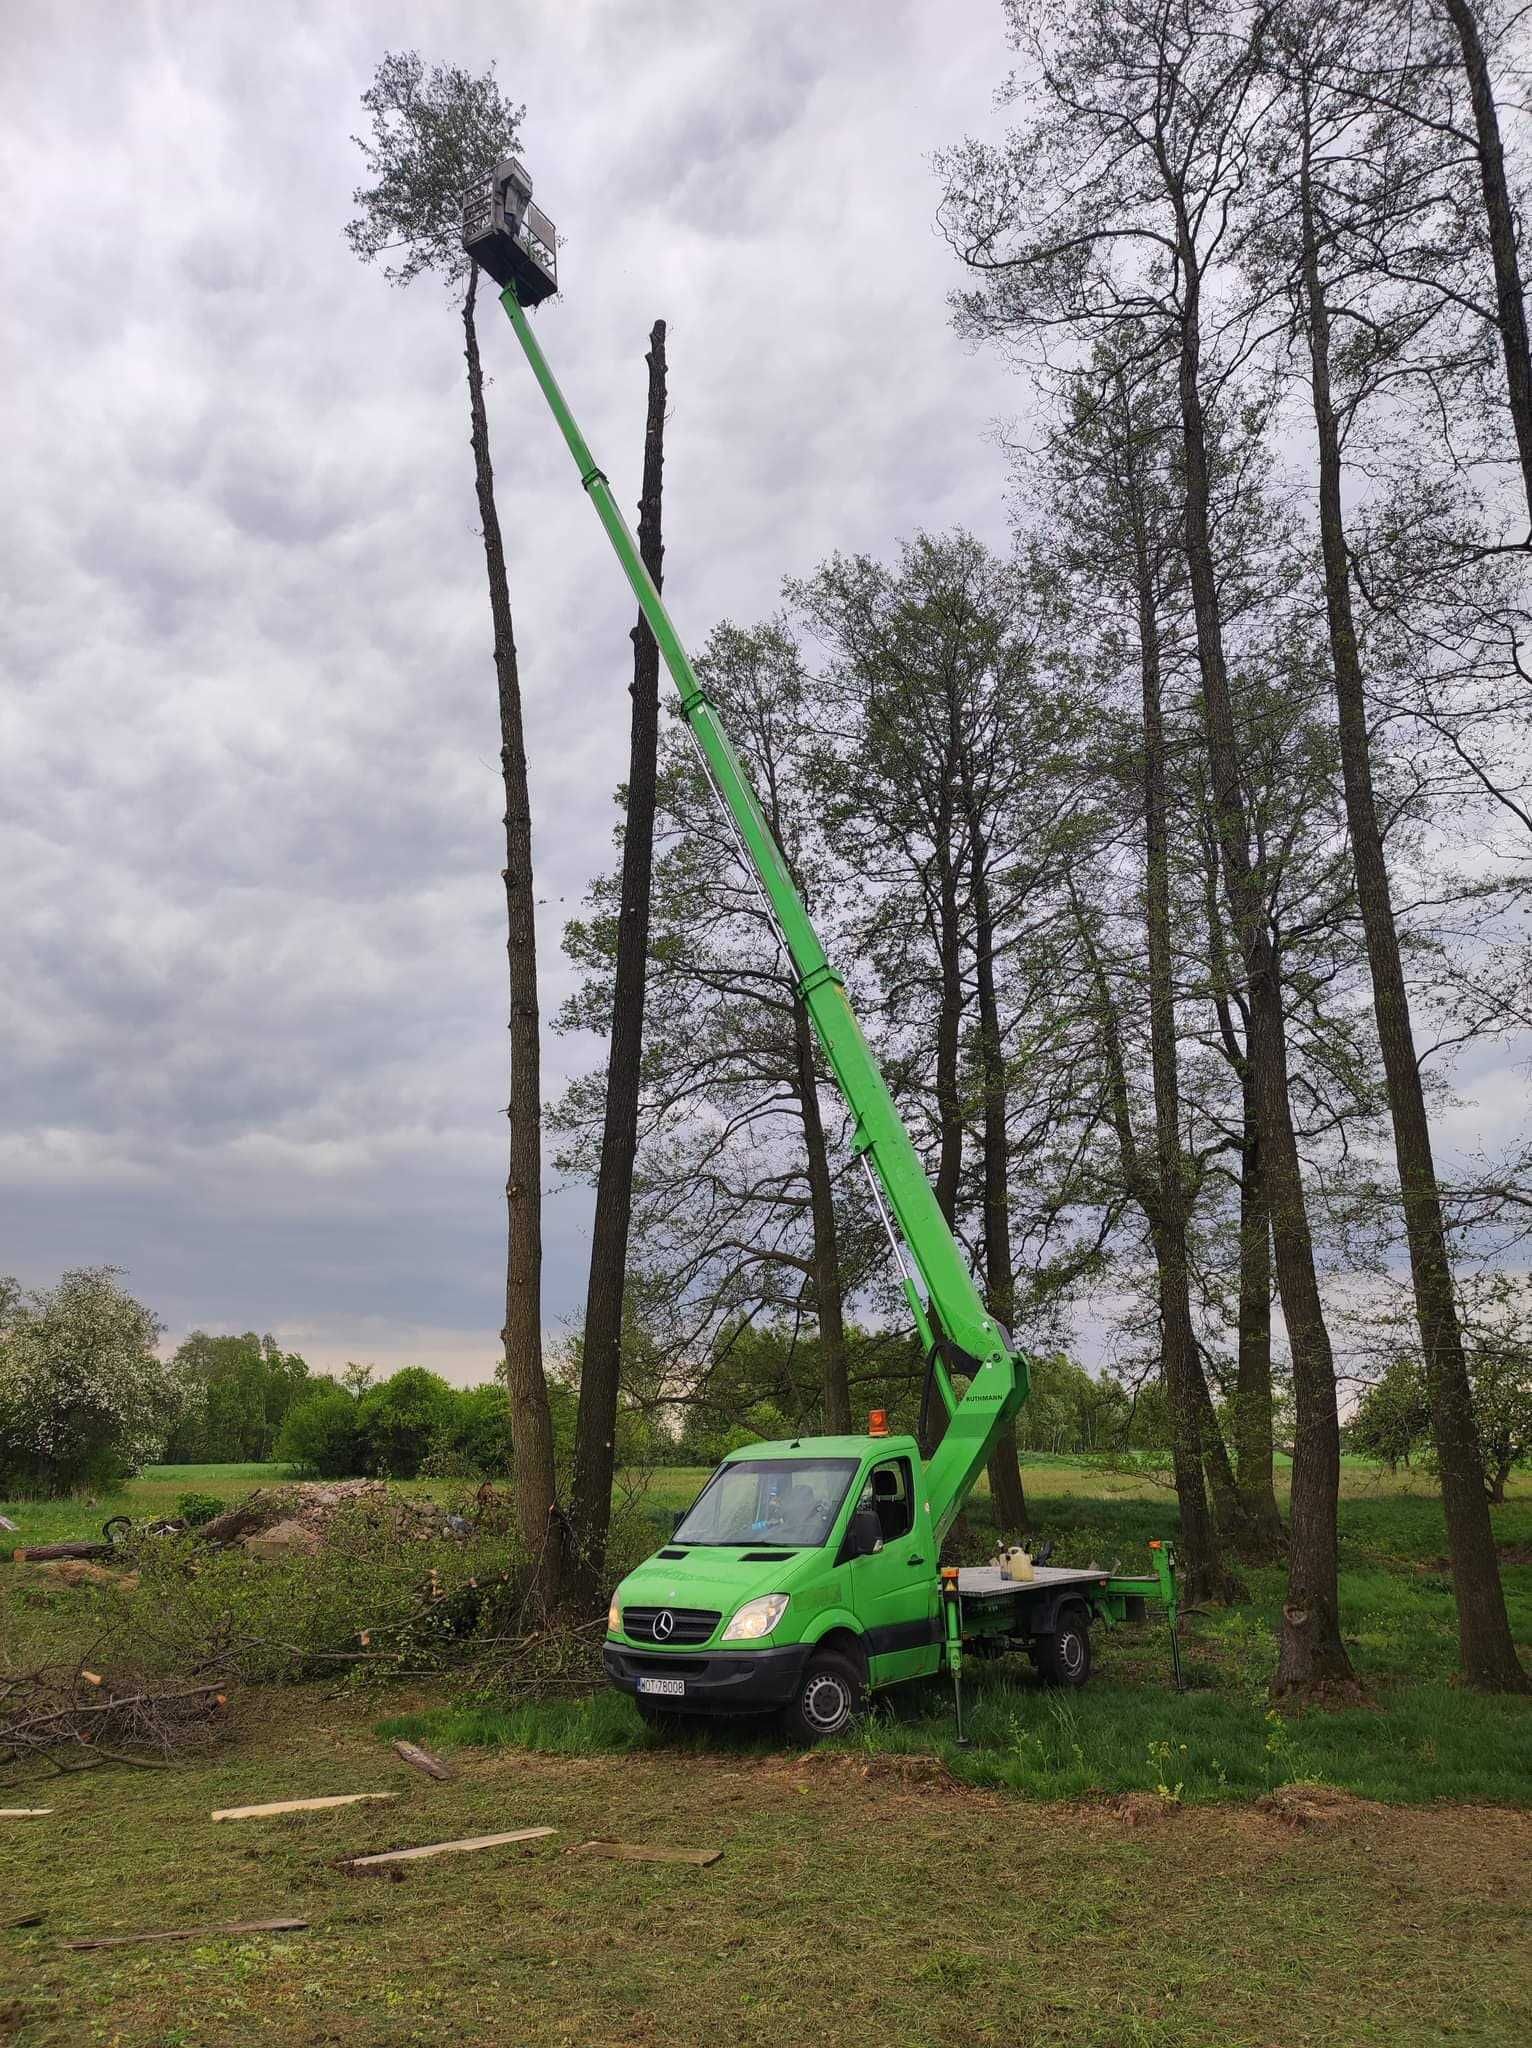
[781,1649,865,1744]
[1033,1610,1092,1688]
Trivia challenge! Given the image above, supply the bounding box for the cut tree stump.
[67,1917,307,1951]
[211,1793,394,1822]
[346,1827,554,1869]
[571,1840,722,1867]
[392,1739,452,1782]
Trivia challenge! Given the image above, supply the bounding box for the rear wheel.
[782,1649,865,1744]
[1033,1610,1092,1688]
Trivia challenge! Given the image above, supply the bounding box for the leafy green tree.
[357,1367,455,1478]
[0,1267,178,1494]
[423,1383,515,1477]
[275,1388,363,1479]
[1350,1274,1532,1505]
[166,1331,309,1462]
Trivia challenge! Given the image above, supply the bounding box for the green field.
[3,1687,1529,2048]
[4,1457,1529,2044]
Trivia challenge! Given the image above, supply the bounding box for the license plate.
[637,1676,685,1697]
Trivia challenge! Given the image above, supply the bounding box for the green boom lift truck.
[464,158,1181,1744]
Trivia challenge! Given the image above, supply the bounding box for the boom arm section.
[494,281,1028,1541]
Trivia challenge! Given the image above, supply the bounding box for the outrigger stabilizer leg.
[940,1566,970,1747]
[1150,1540,1185,1692]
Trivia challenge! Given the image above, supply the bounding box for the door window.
[859,1457,914,1545]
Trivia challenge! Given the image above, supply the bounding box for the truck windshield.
[673,1457,859,1548]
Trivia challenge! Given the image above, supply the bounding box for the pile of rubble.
[198,1482,474,1558]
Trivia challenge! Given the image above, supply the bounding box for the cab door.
[845,1456,940,1687]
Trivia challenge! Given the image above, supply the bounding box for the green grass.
[3,1686,1529,2048]
[387,1461,1532,1810]
[3,1461,1530,2045]
[7,1459,1530,1810]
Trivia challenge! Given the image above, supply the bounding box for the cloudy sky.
[2,1,1038,1380]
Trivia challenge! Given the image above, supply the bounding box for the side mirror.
[845,1506,884,1560]
[671,1509,687,1533]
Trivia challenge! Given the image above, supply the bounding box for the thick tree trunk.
[568,320,669,1613]
[464,265,559,1603]
[1443,0,1532,531]
[1172,232,1352,1690]
[793,991,852,1433]
[1297,149,1527,1689]
[1233,1078,1286,1555]
[969,829,1027,1536]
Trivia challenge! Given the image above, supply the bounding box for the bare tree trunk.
[568,320,668,1612]
[1233,1078,1286,1554]
[1072,877,1239,1605]
[1171,229,1352,1691]
[463,265,558,1602]
[933,810,966,1225]
[1442,0,1532,531]
[1087,379,1242,1594]
[793,990,852,1432]
[970,830,1027,1535]
[1297,144,1527,1689]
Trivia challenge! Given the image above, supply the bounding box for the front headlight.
[721,1593,789,1642]
[607,1595,622,1635]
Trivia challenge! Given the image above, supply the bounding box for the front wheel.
[1033,1612,1092,1688]
[782,1649,865,1744]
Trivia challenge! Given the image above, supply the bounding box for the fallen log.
[68,1917,308,1951]
[196,1497,280,1547]
[347,1826,554,1868]
[392,1739,452,1782]
[12,1541,115,1563]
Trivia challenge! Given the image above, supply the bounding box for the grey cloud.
[0,1,1065,1377]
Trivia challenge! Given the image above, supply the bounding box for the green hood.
[614,1542,825,1622]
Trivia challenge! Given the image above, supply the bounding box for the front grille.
[623,1605,720,1646]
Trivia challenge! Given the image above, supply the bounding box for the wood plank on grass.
[347,1827,554,1868]
[571,1840,722,1867]
[68,1918,308,1951]
[211,1793,394,1821]
[1,1808,54,1818]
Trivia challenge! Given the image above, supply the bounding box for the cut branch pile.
[0,1659,227,1781]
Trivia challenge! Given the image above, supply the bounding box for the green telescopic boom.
[490,267,1029,1541]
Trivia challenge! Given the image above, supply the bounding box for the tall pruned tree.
[347,53,559,1599]
[567,320,669,1611]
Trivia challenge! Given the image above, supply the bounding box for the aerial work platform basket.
[461,156,558,304]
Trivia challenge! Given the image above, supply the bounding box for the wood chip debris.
[392,1738,453,1781]
[571,1839,723,1867]
[346,1826,555,1868]
[67,1917,308,1951]
[211,1793,395,1821]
